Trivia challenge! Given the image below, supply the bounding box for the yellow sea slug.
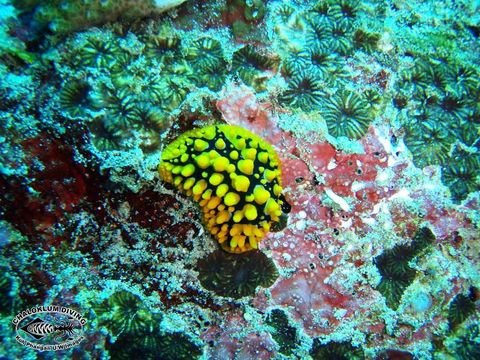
[159,124,290,253]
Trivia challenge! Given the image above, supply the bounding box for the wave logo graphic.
[12,306,86,351]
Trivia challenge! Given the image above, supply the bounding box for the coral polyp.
[448,288,477,331]
[308,46,339,75]
[58,80,92,118]
[232,45,278,90]
[280,72,324,111]
[322,90,372,139]
[447,64,479,96]
[403,120,453,167]
[374,227,435,309]
[442,153,480,202]
[266,309,298,356]
[330,0,360,21]
[197,249,278,298]
[94,290,154,336]
[184,37,225,72]
[159,124,289,253]
[452,324,480,360]
[310,339,365,360]
[326,18,354,55]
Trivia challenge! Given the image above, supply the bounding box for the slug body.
[159,124,288,253]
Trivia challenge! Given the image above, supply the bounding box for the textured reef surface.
[0,0,479,359]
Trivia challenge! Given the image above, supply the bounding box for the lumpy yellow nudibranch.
[159,124,289,253]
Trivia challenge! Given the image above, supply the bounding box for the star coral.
[159,124,289,253]
[196,249,278,298]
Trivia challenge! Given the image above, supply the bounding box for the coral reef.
[93,290,201,359]
[393,53,480,201]
[279,71,324,111]
[94,290,157,336]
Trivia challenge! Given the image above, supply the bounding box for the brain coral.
[159,125,289,253]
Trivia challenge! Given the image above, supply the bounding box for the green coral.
[452,324,480,360]
[441,150,480,202]
[353,29,380,52]
[329,0,360,21]
[308,45,342,76]
[395,53,480,201]
[232,45,278,91]
[279,71,324,111]
[79,33,121,68]
[322,90,373,139]
[305,16,330,48]
[88,116,125,151]
[447,63,479,96]
[183,37,227,89]
[94,290,202,359]
[182,37,227,90]
[196,250,278,298]
[310,339,365,360]
[142,26,182,64]
[309,0,361,23]
[281,47,310,78]
[94,290,157,336]
[403,120,453,168]
[46,24,231,153]
[156,332,202,360]
[325,18,354,55]
[397,61,431,93]
[272,3,295,24]
[448,288,477,331]
[374,227,435,309]
[107,329,201,360]
[94,86,139,130]
[304,0,362,55]
[266,309,298,356]
[58,80,92,119]
[274,0,382,139]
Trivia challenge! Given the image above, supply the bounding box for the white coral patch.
[325,188,351,212]
[154,0,187,11]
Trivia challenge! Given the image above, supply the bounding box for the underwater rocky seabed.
[0,0,479,359]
